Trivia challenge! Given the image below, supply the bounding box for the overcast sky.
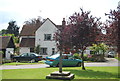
[0,0,119,31]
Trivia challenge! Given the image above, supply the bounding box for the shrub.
[83,54,106,62]
[73,53,80,59]
[2,59,12,64]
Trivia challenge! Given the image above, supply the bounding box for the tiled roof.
[56,25,62,30]
[20,18,63,36]
[0,36,15,49]
[19,38,35,48]
[20,25,40,36]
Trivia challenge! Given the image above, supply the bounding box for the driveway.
[0,58,119,70]
[84,58,119,67]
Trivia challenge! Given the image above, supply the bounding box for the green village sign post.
[46,44,75,80]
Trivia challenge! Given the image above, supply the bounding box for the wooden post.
[59,51,62,73]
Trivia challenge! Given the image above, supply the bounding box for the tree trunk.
[81,50,86,70]
[59,51,62,73]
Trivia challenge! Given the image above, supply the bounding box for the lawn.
[1,67,119,80]
[2,61,44,65]
[115,56,120,61]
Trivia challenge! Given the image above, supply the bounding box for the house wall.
[20,47,30,54]
[6,48,14,59]
[36,19,58,58]
[19,36,35,54]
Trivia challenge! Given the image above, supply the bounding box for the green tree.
[2,34,19,44]
[7,21,19,36]
[34,45,41,54]
[90,43,109,56]
[0,29,7,35]
[24,17,43,27]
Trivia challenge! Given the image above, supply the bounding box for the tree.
[89,43,109,61]
[2,34,19,44]
[105,4,120,56]
[55,8,102,70]
[34,45,41,54]
[7,21,19,36]
[24,17,43,27]
[90,43,109,55]
[0,29,7,35]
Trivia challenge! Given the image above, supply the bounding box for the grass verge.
[2,66,119,79]
[115,57,120,61]
[2,61,44,65]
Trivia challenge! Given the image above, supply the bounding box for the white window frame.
[44,34,51,41]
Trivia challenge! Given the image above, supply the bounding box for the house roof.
[0,36,15,49]
[20,25,40,36]
[20,18,63,36]
[40,18,63,30]
[56,25,63,30]
[19,38,35,48]
[44,18,57,26]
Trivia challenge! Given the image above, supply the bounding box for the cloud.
[0,0,119,30]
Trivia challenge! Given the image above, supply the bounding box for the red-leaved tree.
[55,8,102,70]
[105,5,120,56]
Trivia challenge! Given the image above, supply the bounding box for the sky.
[0,0,119,31]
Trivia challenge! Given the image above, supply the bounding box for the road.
[0,58,119,70]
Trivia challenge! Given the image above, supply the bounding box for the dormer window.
[44,34,51,41]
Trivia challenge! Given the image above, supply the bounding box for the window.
[20,53,28,57]
[41,48,47,55]
[52,48,55,55]
[44,34,51,41]
[30,54,35,57]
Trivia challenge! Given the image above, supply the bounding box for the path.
[0,58,119,70]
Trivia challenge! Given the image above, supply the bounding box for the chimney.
[62,18,66,26]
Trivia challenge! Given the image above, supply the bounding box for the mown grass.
[2,61,44,65]
[115,56,120,61]
[2,67,119,79]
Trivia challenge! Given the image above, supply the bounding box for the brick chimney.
[62,18,66,26]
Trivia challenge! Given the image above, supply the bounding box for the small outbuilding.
[0,36,15,59]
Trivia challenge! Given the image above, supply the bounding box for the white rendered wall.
[6,48,14,59]
[36,19,58,58]
[19,47,30,54]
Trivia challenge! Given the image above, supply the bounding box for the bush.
[2,59,12,64]
[83,54,106,62]
[84,54,92,61]
[73,53,107,62]
[73,53,80,59]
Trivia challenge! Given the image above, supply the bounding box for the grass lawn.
[115,57,120,61]
[2,61,44,65]
[2,67,119,80]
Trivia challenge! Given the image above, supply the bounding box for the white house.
[19,18,65,58]
[35,18,59,58]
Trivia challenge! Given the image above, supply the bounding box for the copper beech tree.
[105,5,120,56]
[55,8,102,70]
